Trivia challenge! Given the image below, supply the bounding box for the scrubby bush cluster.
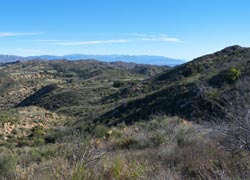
[0,116,249,180]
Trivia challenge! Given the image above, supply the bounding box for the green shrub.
[33,137,45,146]
[113,137,140,149]
[113,81,125,88]
[182,63,204,77]
[150,132,166,146]
[29,149,43,162]
[93,125,109,138]
[209,67,241,86]
[0,114,10,124]
[71,156,145,180]
[110,128,122,138]
[16,137,31,147]
[224,67,241,82]
[30,126,45,137]
[0,149,17,179]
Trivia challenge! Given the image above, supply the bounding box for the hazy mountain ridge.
[0,54,185,66]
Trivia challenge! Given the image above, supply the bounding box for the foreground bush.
[1,116,250,179]
[0,148,17,180]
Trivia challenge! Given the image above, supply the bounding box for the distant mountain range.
[0,54,185,66]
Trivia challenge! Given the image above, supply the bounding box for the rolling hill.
[6,45,249,126]
[1,45,250,180]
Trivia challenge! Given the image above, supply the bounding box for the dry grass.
[1,116,250,180]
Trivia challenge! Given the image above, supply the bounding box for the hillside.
[5,45,250,126]
[1,46,250,179]
[97,45,250,125]
[0,59,169,119]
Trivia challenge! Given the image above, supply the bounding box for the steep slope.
[97,45,250,125]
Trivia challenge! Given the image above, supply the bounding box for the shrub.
[0,149,17,179]
[30,126,45,137]
[113,137,140,149]
[113,81,125,88]
[16,137,31,147]
[29,149,43,162]
[71,156,145,180]
[224,67,241,82]
[182,63,204,77]
[209,67,241,86]
[149,133,166,146]
[33,137,45,146]
[93,125,109,138]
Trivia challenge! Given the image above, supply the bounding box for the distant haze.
[0,54,185,66]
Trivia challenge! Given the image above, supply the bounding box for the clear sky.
[0,0,250,60]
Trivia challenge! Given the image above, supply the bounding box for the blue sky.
[0,0,250,60]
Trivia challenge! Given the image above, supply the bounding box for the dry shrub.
[16,158,72,180]
[120,118,243,180]
[71,155,145,180]
[0,148,17,180]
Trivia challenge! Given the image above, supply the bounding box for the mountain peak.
[209,45,250,58]
[221,45,245,52]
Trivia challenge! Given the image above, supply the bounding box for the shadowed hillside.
[97,45,250,124]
